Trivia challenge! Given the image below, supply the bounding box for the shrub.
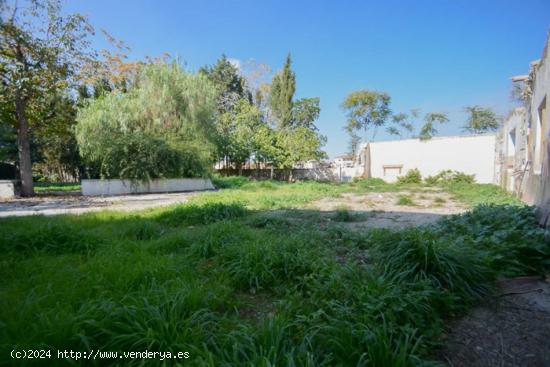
[424,170,475,185]
[211,175,250,189]
[76,63,217,181]
[396,195,416,206]
[397,169,422,184]
[434,205,550,276]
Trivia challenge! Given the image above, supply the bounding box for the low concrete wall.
[82,178,215,196]
[0,180,16,199]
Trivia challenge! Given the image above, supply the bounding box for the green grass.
[34,182,81,193]
[396,195,416,206]
[331,206,368,222]
[1,177,545,366]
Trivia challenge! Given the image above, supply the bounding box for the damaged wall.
[498,32,550,226]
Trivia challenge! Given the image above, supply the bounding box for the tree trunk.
[15,93,34,197]
[237,162,243,176]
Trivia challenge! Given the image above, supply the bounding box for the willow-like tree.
[0,0,95,195]
[76,63,218,181]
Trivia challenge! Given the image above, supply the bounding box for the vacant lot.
[1,177,548,366]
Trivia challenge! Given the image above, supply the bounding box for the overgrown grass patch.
[0,179,546,365]
[396,195,416,206]
[34,182,81,193]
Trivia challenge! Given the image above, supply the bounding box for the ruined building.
[495,32,550,226]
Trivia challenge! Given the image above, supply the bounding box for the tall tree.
[342,90,391,140]
[418,112,449,140]
[200,55,250,114]
[347,129,361,156]
[218,99,263,173]
[0,0,95,195]
[291,97,320,129]
[463,106,500,134]
[386,111,416,138]
[269,54,295,128]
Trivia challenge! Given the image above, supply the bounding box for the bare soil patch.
[439,277,550,367]
[312,190,467,229]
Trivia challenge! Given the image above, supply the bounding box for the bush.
[211,175,250,189]
[424,170,475,185]
[76,63,217,181]
[396,169,422,184]
[396,195,416,206]
[434,205,550,276]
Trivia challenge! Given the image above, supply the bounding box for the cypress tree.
[269,54,296,128]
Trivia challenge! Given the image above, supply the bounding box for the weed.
[397,195,416,206]
[0,180,544,366]
[397,169,422,184]
[433,197,446,204]
[332,206,367,222]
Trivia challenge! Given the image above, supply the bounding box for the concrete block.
[0,180,15,199]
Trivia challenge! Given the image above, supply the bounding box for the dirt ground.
[312,189,467,229]
[438,277,550,367]
[0,192,198,217]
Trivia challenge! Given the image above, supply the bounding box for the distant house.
[354,134,496,183]
[331,154,355,168]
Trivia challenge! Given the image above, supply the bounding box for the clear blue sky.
[67,0,550,158]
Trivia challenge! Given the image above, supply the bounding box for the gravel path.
[0,192,203,217]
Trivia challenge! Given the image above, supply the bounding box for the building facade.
[495,32,550,225]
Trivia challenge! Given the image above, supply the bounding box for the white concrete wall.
[82,178,215,196]
[0,180,15,199]
[367,135,496,183]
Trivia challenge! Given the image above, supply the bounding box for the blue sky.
[67,0,550,158]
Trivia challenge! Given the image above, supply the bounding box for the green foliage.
[269,54,296,128]
[211,174,250,189]
[387,111,415,138]
[397,168,422,184]
[200,54,250,114]
[292,97,320,129]
[418,112,449,140]
[396,195,416,206]
[342,90,392,137]
[332,206,367,222]
[347,130,362,155]
[76,63,217,180]
[463,106,500,134]
[218,99,264,168]
[1,0,97,195]
[1,181,541,366]
[34,182,81,192]
[434,205,550,276]
[274,127,327,170]
[444,182,522,206]
[156,202,248,226]
[370,228,494,307]
[425,170,475,185]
